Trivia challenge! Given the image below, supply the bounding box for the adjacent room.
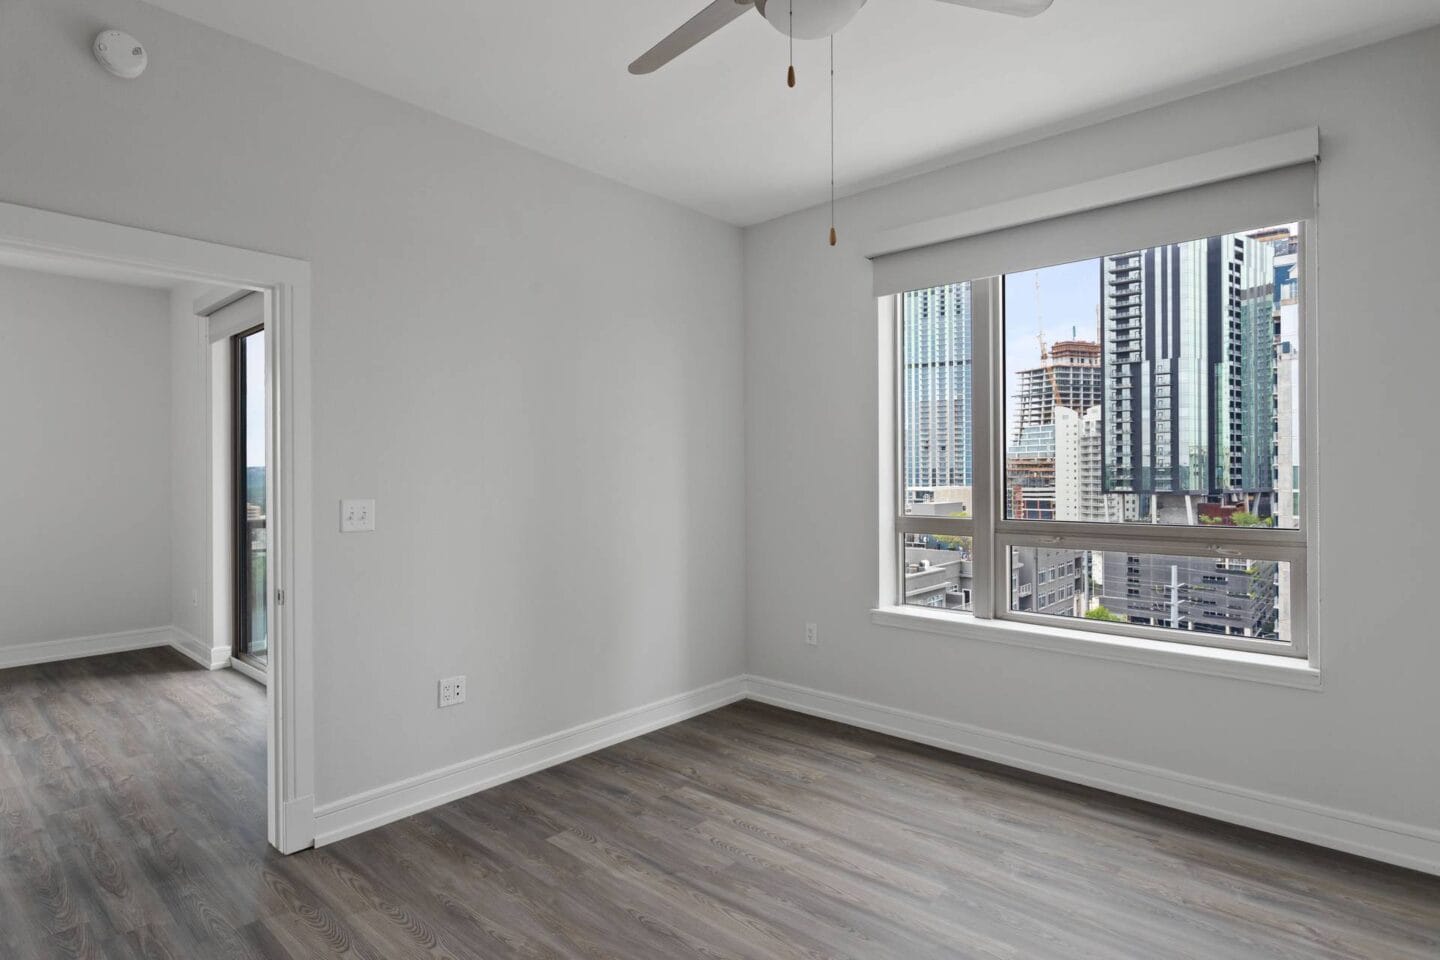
[0,252,284,897]
[2,1,1437,957]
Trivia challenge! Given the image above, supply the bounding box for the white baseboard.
[0,626,172,670]
[228,656,268,686]
[312,675,749,846]
[302,669,1440,876]
[168,627,231,670]
[277,795,315,855]
[745,675,1440,877]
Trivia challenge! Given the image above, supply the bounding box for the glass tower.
[902,283,973,502]
[1101,234,1277,501]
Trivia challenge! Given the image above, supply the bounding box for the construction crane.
[1034,272,1064,415]
[1034,272,1048,365]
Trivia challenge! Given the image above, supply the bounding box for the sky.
[1002,257,1101,441]
[245,329,266,470]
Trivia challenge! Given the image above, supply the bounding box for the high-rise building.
[1096,228,1292,639]
[1013,547,1088,617]
[1098,553,1280,638]
[1101,234,1278,516]
[903,283,973,503]
[1012,340,1104,446]
[1008,339,1103,520]
[1259,229,1302,531]
[1258,227,1302,644]
[1055,405,1113,522]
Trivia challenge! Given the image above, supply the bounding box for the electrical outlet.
[805,622,818,646]
[438,675,466,708]
[340,498,376,532]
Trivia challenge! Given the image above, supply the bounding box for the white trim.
[0,627,171,670]
[279,795,315,855]
[268,276,316,854]
[865,127,1319,259]
[312,676,749,846]
[744,676,1440,877]
[0,200,310,289]
[871,606,1321,690]
[168,626,231,670]
[0,199,315,855]
[229,656,269,686]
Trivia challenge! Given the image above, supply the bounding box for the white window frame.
[884,222,1315,663]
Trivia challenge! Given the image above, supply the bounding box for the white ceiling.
[140,0,1440,226]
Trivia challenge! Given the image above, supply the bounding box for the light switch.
[340,499,375,532]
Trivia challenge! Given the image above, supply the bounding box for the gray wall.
[0,0,745,805]
[0,265,171,646]
[743,28,1440,836]
[168,282,211,646]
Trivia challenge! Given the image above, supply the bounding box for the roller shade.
[207,291,263,342]
[871,131,1318,297]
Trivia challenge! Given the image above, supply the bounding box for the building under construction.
[1008,339,1103,520]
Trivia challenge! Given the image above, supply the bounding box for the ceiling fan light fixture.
[629,0,1054,75]
[755,0,868,41]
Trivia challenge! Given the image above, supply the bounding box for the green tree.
[1200,510,1273,527]
[1084,605,1125,623]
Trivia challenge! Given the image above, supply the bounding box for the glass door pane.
[235,326,267,667]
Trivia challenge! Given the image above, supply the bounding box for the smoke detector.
[93,30,147,80]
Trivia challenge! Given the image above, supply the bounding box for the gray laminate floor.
[2,648,1437,959]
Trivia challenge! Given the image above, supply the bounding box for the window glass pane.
[1002,225,1301,529]
[904,533,973,612]
[240,328,267,665]
[1008,546,1292,643]
[901,283,973,519]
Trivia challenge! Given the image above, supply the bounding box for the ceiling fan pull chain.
[829,33,837,247]
[787,1,796,87]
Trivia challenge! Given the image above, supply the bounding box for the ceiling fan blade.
[629,0,755,75]
[931,0,1054,17]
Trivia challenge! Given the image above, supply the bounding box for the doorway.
[0,198,315,853]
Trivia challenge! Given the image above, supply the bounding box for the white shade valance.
[869,128,1319,297]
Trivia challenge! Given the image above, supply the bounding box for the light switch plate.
[340,499,375,532]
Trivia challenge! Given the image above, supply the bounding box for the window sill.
[869,606,1322,691]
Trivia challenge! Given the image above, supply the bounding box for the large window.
[892,223,1308,657]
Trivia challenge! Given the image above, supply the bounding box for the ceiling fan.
[629,0,1054,76]
[629,0,1055,246]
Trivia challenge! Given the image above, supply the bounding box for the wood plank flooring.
[2,648,1437,959]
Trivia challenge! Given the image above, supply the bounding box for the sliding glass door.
[233,325,268,667]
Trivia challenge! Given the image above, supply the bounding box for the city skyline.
[903,223,1300,641]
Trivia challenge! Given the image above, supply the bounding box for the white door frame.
[0,199,315,853]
